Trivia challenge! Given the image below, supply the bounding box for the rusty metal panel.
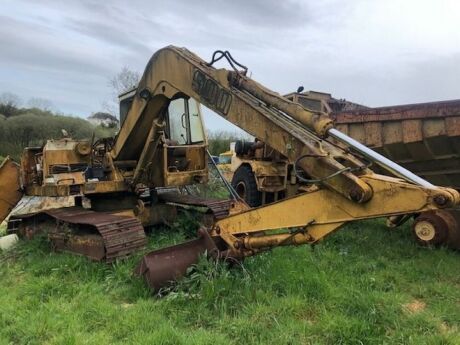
[402,120,423,143]
[0,157,23,223]
[348,123,366,144]
[364,122,383,147]
[332,99,460,189]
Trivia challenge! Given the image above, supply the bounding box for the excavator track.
[9,207,147,262]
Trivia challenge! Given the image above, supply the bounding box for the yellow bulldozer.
[1,47,459,291]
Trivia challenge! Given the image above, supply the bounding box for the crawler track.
[9,207,147,262]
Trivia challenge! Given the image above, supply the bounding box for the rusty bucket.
[134,229,218,291]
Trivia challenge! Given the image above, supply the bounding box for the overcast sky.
[0,0,459,131]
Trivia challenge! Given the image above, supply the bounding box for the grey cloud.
[180,0,308,28]
[300,53,460,108]
[0,15,113,76]
[65,19,152,56]
[0,0,458,130]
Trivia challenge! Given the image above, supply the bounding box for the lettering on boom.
[192,69,232,115]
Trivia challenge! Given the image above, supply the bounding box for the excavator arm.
[125,46,459,290]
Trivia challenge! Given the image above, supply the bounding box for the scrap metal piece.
[0,157,23,223]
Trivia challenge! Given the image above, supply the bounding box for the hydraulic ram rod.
[328,128,434,188]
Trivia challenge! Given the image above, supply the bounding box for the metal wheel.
[412,211,450,246]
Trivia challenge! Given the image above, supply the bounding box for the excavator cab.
[163,96,208,186]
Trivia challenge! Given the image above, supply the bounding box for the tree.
[0,92,22,117]
[103,66,140,117]
[109,66,140,96]
[27,97,54,111]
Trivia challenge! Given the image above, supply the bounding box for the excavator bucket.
[0,157,23,223]
[135,229,218,291]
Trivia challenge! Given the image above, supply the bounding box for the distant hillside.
[0,104,118,161]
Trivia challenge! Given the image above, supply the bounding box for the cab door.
[163,96,208,186]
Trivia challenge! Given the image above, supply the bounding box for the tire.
[231,165,262,207]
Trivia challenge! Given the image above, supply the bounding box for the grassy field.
[0,218,459,345]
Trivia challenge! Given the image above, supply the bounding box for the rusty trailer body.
[332,99,460,189]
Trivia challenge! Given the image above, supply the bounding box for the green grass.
[1,218,459,345]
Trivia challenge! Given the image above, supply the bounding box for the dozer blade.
[0,157,23,223]
[135,229,217,291]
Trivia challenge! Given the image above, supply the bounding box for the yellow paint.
[214,173,459,253]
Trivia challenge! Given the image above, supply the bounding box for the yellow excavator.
[1,46,459,291]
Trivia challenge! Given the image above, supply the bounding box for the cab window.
[167,97,205,145]
[189,99,204,143]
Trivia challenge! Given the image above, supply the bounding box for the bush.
[0,109,116,161]
[207,131,250,156]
